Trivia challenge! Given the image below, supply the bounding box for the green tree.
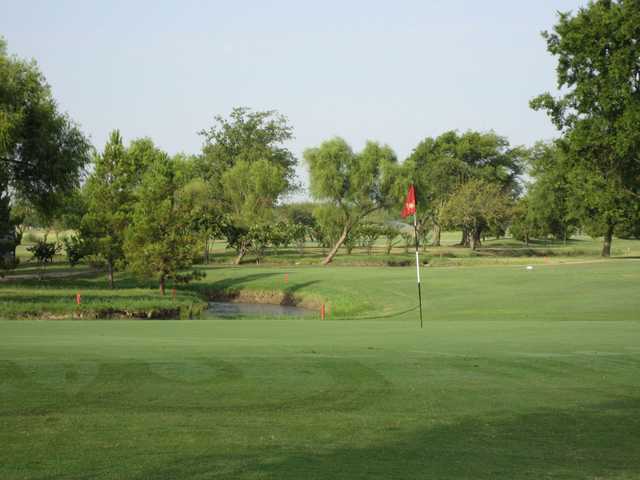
[198,107,296,194]
[305,138,400,265]
[530,0,640,256]
[356,223,382,255]
[615,205,640,239]
[52,189,87,232]
[179,177,224,264]
[509,197,541,246]
[221,159,288,263]
[1,37,90,258]
[81,131,129,287]
[27,239,60,280]
[381,224,401,255]
[62,235,87,267]
[526,142,579,243]
[405,130,523,246]
[568,165,633,255]
[440,179,513,250]
[124,155,200,294]
[81,132,159,287]
[0,194,20,272]
[287,222,309,254]
[312,204,344,252]
[198,108,296,263]
[278,203,316,254]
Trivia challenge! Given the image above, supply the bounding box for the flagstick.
[413,213,423,328]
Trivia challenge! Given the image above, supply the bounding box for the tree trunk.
[431,224,441,247]
[473,228,482,250]
[601,224,614,257]
[159,275,166,296]
[460,229,470,247]
[107,261,114,289]
[470,234,477,250]
[203,236,209,264]
[322,224,351,265]
[234,244,248,265]
[469,225,481,251]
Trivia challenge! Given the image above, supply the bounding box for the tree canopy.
[124,154,201,294]
[80,132,164,286]
[198,107,297,263]
[404,130,524,246]
[305,137,400,264]
[530,0,640,255]
[0,37,91,215]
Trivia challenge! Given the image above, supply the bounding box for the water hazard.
[204,301,314,319]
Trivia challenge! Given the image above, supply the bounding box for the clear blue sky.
[2,0,586,194]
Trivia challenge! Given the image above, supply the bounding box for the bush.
[385,259,412,267]
[27,240,59,264]
[27,240,60,279]
[63,235,87,267]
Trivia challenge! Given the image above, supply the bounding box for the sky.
[1,0,587,197]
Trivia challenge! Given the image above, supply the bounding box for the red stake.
[321,304,325,320]
[172,288,176,300]
[284,273,288,284]
[76,292,81,305]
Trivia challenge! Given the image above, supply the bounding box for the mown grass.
[192,261,640,321]
[0,236,640,480]
[3,254,640,321]
[1,238,639,477]
[1,294,639,478]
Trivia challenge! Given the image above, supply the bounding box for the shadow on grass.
[485,238,588,248]
[199,273,321,307]
[130,397,640,480]
[193,271,279,294]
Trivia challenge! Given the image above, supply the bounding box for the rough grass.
[0,276,206,320]
[1,260,639,478]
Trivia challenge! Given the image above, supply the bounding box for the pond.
[203,301,315,319]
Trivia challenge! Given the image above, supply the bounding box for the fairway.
[2,261,640,479]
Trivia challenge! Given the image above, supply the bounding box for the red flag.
[401,184,417,218]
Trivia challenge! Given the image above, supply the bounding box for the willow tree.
[304,137,400,265]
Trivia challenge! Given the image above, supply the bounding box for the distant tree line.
[1,0,639,287]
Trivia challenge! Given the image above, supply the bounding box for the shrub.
[63,235,87,267]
